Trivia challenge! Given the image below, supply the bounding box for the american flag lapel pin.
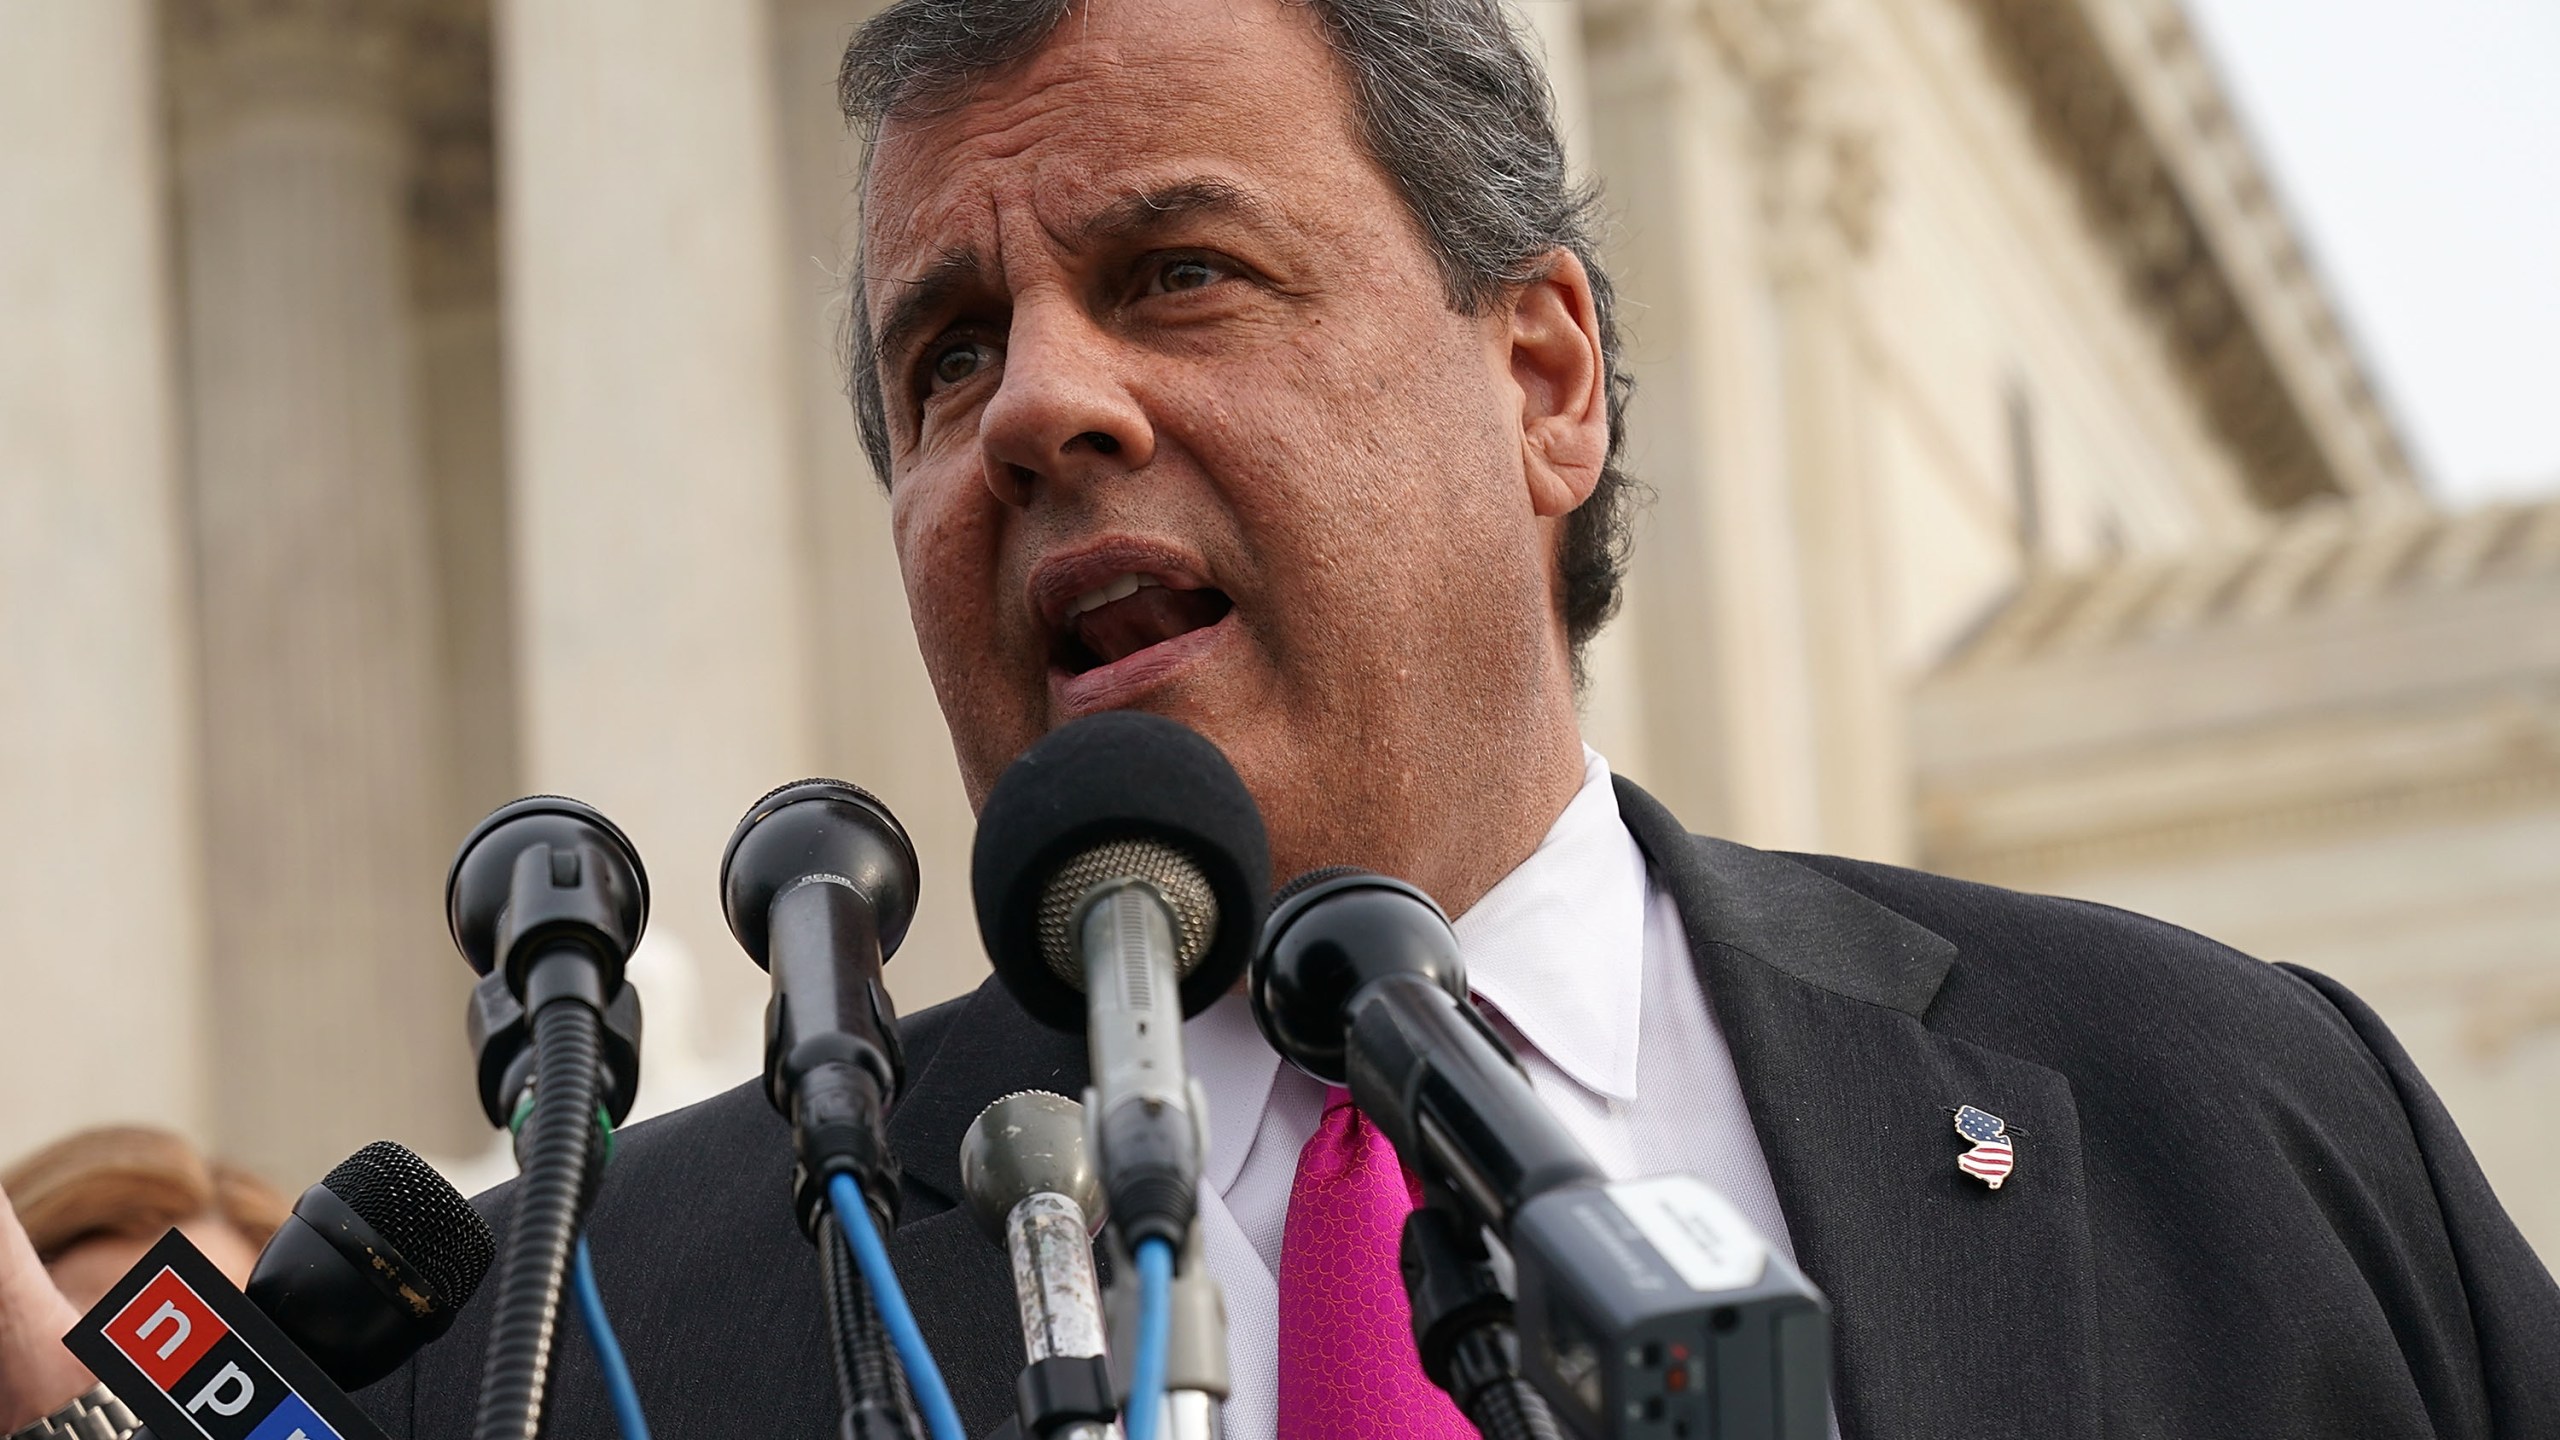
[1953,1104,2016,1189]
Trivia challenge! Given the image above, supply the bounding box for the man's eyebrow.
[868,181,1274,373]
[871,247,986,377]
[1075,178,1278,246]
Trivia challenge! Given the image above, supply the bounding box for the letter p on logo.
[187,1361,258,1418]
[105,1268,228,1391]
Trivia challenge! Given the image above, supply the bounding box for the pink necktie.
[1276,1087,1473,1439]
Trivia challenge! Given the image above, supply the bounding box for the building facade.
[4,0,2547,1256]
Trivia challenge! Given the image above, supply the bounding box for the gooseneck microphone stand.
[446,797,650,1440]
[818,1195,920,1440]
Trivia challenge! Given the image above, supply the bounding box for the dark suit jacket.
[360,778,2560,1438]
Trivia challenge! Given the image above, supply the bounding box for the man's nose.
[976,303,1154,507]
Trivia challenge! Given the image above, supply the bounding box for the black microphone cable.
[480,995,603,1440]
[446,796,651,1440]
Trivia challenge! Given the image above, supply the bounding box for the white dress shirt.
[1179,748,1809,1440]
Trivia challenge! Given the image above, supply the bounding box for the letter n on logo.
[103,1268,228,1392]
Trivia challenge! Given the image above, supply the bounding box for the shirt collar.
[1454,747,1647,1104]
[1183,746,1647,1188]
[1185,987,1283,1193]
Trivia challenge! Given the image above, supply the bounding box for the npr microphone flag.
[65,1229,392,1440]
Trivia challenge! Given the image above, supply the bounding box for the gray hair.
[838,0,1640,667]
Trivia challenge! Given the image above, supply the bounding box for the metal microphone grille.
[1035,838,1217,988]
[321,1140,496,1308]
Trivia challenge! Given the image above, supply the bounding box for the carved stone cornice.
[166,0,495,311]
[1730,0,1884,261]
[1586,0,2418,512]
[1915,496,2560,882]
[1948,495,2560,671]
[1923,748,2560,891]
[165,0,415,126]
[1586,0,1885,258]
[1958,0,2418,509]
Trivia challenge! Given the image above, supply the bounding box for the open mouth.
[1052,572,1236,676]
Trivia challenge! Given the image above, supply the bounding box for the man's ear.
[1507,248,1609,519]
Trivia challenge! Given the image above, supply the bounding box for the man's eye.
[1148,257,1222,295]
[928,340,994,391]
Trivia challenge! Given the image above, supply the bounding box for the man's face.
[864,0,1596,888]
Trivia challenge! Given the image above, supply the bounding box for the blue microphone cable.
[1125,1235,1176,1440]
[570,1235,650,1440]
[828,1171,964,1440]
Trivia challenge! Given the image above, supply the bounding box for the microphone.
[1253,870,1833,1440]
[971,711,1267,1439]
[970,711,1268,1247]
[959,1092,1113,1440]
[719,778,919,1233]
[66,1141,496,1440]
[722,778,963,1440]
[445,795,650,1440]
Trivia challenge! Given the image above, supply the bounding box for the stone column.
[1765,26,1911,862]
[170,0,475,1181]
[0,0,208,1165]
[495,0,819,1101]
[411,1,521,827]
[1583,3,1827,848]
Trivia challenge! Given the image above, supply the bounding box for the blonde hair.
[3,1126,287,1263]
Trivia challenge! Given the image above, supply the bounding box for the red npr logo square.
[104,1268,229,1392]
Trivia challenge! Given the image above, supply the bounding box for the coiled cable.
[473,989,604,1440]
[819,1210,920,1439]
[827,1172,963,1440]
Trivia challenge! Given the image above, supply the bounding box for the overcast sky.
[2181,0,2559,503]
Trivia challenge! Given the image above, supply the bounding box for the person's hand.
[0,1180,93,1429]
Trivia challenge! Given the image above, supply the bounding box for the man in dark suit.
[360,0,2558,1435]
[1,0,2551,1438]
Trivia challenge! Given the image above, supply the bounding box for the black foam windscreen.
[972,712,1271,1031]
[320,1141,495,1309]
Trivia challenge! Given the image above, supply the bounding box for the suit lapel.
[889,977,1090,1209]
[1616,779,2101,1440]
[884,978,1090,1438]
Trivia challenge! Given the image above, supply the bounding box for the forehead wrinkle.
[1073,177,1277,249]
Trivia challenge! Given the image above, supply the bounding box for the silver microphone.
[961,1091,1114,1440]
[1047,851,1233,1440]
[1042,843,1215,1250]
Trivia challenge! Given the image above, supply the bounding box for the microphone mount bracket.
[467,970,644,1129]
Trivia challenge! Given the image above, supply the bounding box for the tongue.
[1073,587,1230,667]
